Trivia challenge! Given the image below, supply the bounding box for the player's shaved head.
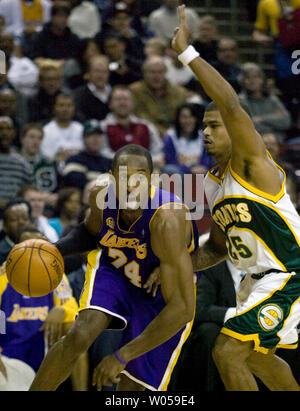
[112,144,153,174]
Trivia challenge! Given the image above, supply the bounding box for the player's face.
[113,154,151,211]
[202,110,232,161]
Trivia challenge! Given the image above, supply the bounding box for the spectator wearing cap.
[100,85,164,171]
[95,1,145,63]
[0,117,33,214]
[40,93,84,163]
[62,120,111,191]
[27,0,81,61]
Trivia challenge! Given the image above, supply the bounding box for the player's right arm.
[172,6,281,194]
[55,181,107,257]
[191,220,228,272]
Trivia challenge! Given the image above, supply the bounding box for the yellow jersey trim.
[229,158,286,203]
[220,327,269,354]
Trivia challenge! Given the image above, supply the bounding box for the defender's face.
[113,154,151,211]
[202,110,232,160]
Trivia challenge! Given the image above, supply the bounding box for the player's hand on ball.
[92,354,123,391]
[172,5,190,54]
[0,262,6,276]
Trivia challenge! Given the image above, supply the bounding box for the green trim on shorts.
[221,272,300,354]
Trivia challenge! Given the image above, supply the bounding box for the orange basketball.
[6,239,64,297]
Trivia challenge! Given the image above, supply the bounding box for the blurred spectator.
[252,0,300,108]
[73,55,111,122]
[62,119,111,191]
[48,187,82,237]
[213,37,242,93]
[0,117,33,214]
[19,184,58,242]
[100,85,164,170]
[40,93,84,163]
[0,32,39,96]
[95,1,145,62]
[0,198,32,263]
[239,62,291,141]
[0,89,25,146]
[27,61,64,123]
[0,227,86,390]
[20,0,52,34]
[68,0,101,39]
[100,32,143,86]
[162,103,212,175]
[129,56,188,137]
[63,38,101,90]
[193,15,219,65]
[164,47,196,89]
[144,37,168,58]
[0,0,24,38]
[148,0,199,44]
[27,1,81,61]
[20,123,58,195]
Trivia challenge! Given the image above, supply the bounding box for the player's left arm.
[92,207,194,390]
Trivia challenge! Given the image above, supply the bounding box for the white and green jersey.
[205,156,300,274]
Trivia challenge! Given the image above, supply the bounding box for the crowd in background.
[0,0,300,391]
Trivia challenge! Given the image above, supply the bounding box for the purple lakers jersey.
[97,185,198,288]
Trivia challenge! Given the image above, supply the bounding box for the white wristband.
[178,45,200,66]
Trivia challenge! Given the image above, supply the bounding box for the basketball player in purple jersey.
[30,144,198,391]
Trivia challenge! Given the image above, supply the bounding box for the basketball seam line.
[27,240,36,297]
[38,243,53,293]
[10,246,64,269]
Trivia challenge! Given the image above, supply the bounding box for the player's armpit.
[191,221,228,272]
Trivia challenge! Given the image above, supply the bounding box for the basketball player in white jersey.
[172,5,300,391]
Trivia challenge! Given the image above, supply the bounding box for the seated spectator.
[67,0,101,39]
[27,61,64,124]
[164,47,196,89]
[40,93,84,163]
[19,184,59,242]
[129,56,188,137]
[20,123,58,196]
[48,187,82,237]
[95,2,144,63]
[62,119,111,191]
[0,118,33,214]
[27,1,81,61]
[0,227,87,391]
[100,85,164,170]
[193,15,219,66]
[0,32,39,97]
[213,37,242,93]
[0,0,24,39]
[63,38,101,90]
[252,0,300,109]
[148,0,199,45]
[0,198,32,264]
[0,89,25,147]
[20,0,52,34]
[73,55,111,122]
[100,32,143,86]
[163,103,213,175]
[239,62,291,141]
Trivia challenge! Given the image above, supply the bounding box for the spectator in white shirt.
[40,93,84,162]
[68,0,101,39]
